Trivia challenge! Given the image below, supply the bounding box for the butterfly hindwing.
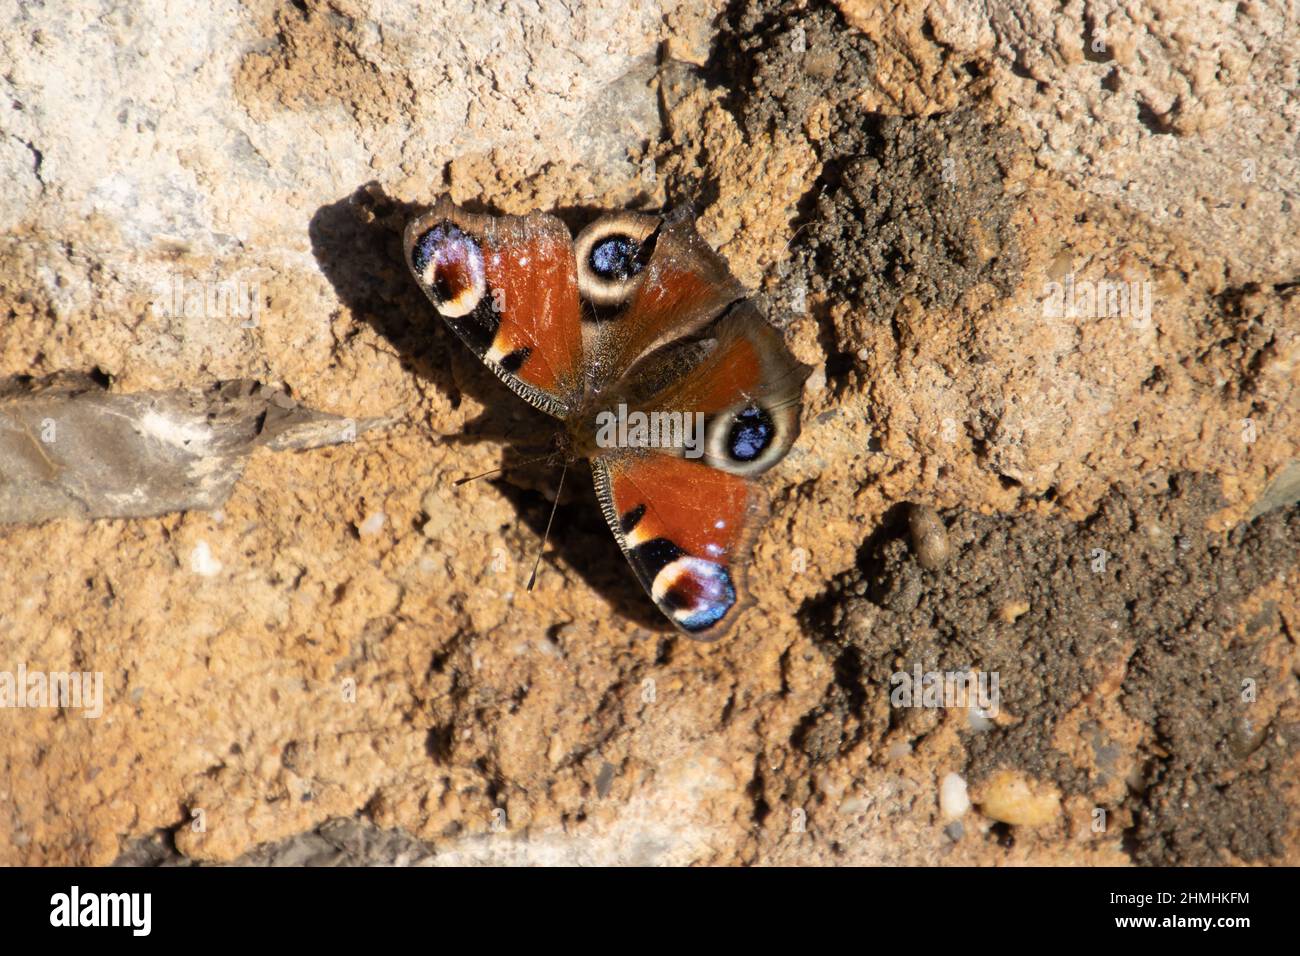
[590,302,811,639]
[607,301,811,477]
[405,196,585,417]
[592,452,761,640]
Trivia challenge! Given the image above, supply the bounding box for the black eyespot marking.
[727,406,775,462]
[619,503,646,534]
[589,235,644,282]
[433,272,458,303]
[499,347,531,373]
[412,222,466,275]
[410,220,490,321]
[662,582,697,611]
[633,537,684,578]
[411,228,438,275]
[665,559,736,633]
[409,220,498,349]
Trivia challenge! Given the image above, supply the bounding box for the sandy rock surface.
[1,0,1297,865]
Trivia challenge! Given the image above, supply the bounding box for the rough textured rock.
[0,375,383,522]
[0,0,1296,866]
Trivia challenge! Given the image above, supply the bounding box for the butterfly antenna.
[784,184,828,252]
[526,459,568,591]
[453,451,557,487]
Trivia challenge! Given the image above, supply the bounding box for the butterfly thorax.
[562,392,621,462]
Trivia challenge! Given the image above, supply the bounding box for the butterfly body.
[404,196,811,640]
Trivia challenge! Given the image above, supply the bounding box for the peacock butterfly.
[404,197,811,640]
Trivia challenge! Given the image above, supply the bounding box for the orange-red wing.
[406,196,584,417]
[592,453,763,639]
[588,206,743,392]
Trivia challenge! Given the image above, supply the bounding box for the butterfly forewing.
[405,197,585,417]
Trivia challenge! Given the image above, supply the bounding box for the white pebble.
[939,772,970,820]
[189,540,223,577]
[358,511,386,537]
[967,706,995,732]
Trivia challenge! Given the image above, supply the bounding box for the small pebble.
[883,574,923,613]
[975,770,1061,827]
[358,511,386,537]
[939,772,970,820]
[909,504,951,571]
[998,599,1030,622]
[840,598,878,640]
[189,540,223,577]
[1230,715,1268,759]
[420,487,457,538]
